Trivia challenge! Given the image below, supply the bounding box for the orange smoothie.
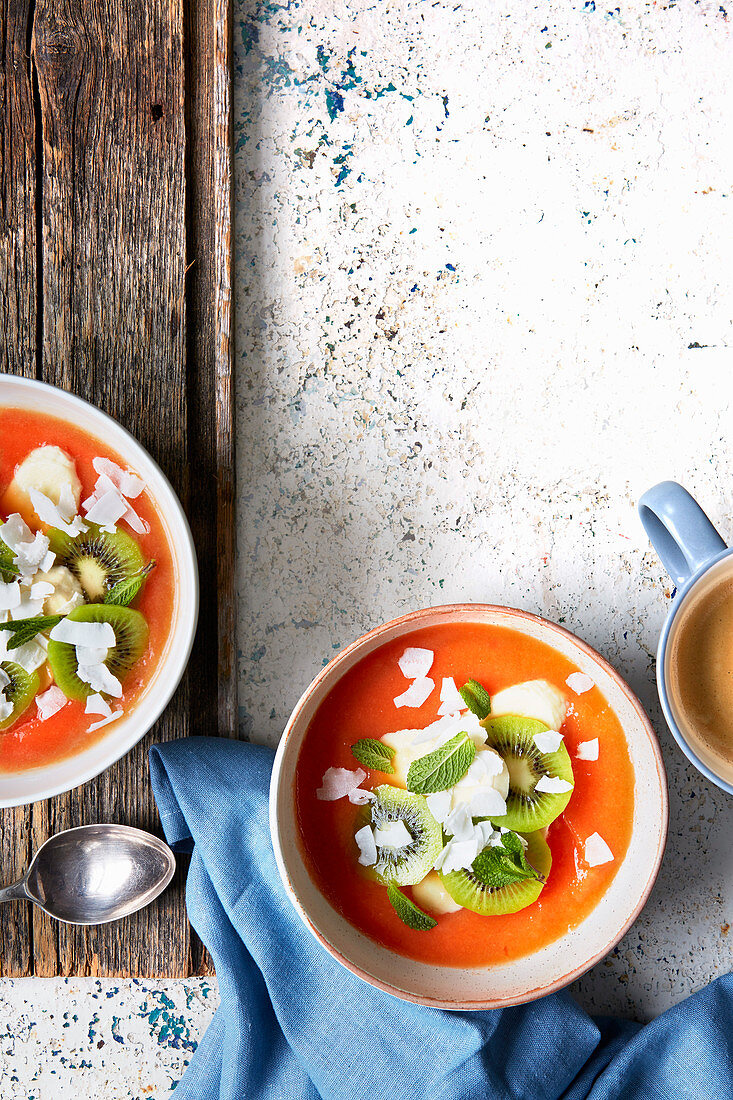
[0,407,174,772]
[296,622,635,967]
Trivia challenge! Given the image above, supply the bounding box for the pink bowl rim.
[270,602,669,1010]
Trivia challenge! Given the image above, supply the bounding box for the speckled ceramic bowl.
[0,375,198,807]
[270,604,668,1009]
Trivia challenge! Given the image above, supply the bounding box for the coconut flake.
[29,489,87,537]
[348,787,376,805]
[460,750,504,784]
[88,708,123,731]
[393,676,435,709]
[533,729,564,754]
[49,619,116,649]
[84,488,128,532]
[566,672,595,695]
[0,516,53,578]
[77,663,123,698]
[469,788,508,817]
[373,820,412,849]
[437,676,465,716]
[0,699,12,721]
[584,832,614,867]
[0,667,9,689]
[410,712,464,746]
[354,825,377,867]
[434,835,481,874]
[444,804,474,841]
[535,775,574,794]
[13,589,45,619]
[57,483,78,523]
[11,638,48,674]
[76,644,109,666]
[426,789,452,823]
[36,686,67,721]
[85,693,112,718]
[0,581,21,612]
[120,501,150,535]
[397,647,434,679]
[92,457,145,499]
[316,766,367,801]
[30,581,55,600]
[0,514,33,552]
[576,738,600,761]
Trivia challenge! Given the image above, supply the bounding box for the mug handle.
[638,481,726,589]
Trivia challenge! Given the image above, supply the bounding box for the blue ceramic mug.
[639,481,733,793]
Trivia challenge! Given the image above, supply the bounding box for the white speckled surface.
[2,0,733,1093]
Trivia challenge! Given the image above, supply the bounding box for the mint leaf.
[460,678,491,719]
[351,738,395,773]
[471,831,543,890]
[387,881,437,931]
[0,615,63,650]
[406,732,475,794]
[105,560,155,606]
[0,538,19,580]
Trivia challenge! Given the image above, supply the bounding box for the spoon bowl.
[0,824,176,925]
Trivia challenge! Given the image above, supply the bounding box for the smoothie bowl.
[270,605,668,1008]
[0,376,198,807]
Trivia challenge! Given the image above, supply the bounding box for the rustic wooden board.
[0,0,233,976]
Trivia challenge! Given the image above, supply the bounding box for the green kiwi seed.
[368,785,443,887]
[46,604,149,701]
[440,830,552,916]
[47,523,145,603]
[0,661,40,731]
[480,714,574,831]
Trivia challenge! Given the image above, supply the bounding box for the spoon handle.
[0,879,30,905]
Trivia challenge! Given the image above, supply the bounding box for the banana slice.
[412,871,463,914]
[35,566,85,615]
[8,446,82,516]
[489,679,567,731]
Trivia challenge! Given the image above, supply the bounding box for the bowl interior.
[271,604,668,1008]
[0,376,198,806]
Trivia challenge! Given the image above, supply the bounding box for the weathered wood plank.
[0,0,233,976]
[185,0,235,975]
[0,0,37,978]
[30,0,191,976]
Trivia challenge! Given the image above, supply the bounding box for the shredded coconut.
[533,729,564,754]
[397,647,434,679]
[584,832,614,867]
[36,686,67,721]
[576,739,599,761]
[566,672,595,695]
[393,676,435,709]
[535,775,574,794]
[316,766,367,801]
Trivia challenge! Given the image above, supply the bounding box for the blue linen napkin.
[149,737,733,1100]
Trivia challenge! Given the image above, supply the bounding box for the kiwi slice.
[48,523,144,602]
[480,715,574,831]
[368,785,443,887]
[46,604,149,701]
[0,661,40,731]
[440,830,552,916]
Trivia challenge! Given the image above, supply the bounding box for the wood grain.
[0,0,234,975]
[185,0,234,975]
[0,0,37,977]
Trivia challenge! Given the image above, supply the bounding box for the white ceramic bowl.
[270,604,668,1009]
[0,375,198,807]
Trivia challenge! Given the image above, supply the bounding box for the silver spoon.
[0,824,176,924]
